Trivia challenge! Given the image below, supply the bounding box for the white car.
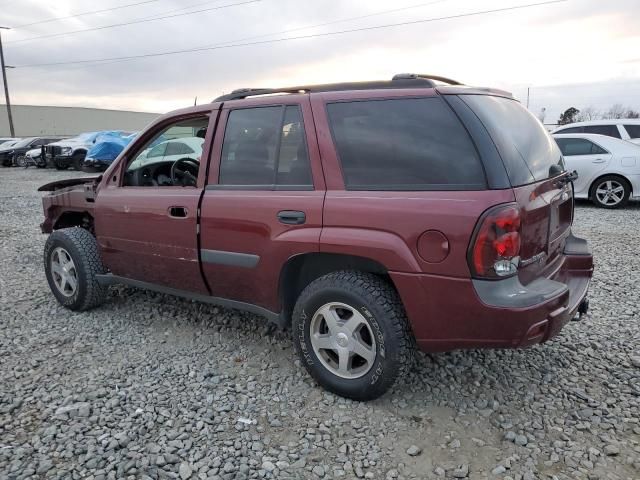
[128,136,204,170]
[552,119,640,145]
[554,133,640,208]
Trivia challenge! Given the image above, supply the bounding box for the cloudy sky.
[2,0,639,123]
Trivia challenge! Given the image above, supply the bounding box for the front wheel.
[44,228,107,311]
[590,175,630,209]
[292,271,414,401]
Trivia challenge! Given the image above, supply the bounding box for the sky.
[1,0,639,123]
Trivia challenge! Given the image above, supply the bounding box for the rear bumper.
[391,234,593,353]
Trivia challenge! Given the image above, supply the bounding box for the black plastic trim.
[206,184,313,191]
[95,274,284,326]
[200,249,259,268]
[563,233,591,256]
[472,275,568,309]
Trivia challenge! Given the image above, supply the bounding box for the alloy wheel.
[50,247,78,297]
[595,179,625,206]
[309,302,377,379]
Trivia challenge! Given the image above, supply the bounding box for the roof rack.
[213,73,464,101]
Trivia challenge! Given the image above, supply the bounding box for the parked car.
[0,137,21,147]
[39,74,593,400]
[552,119,640,145]
[83,132,137,171]
[46,131,130,170]
[21,147,48,168]
[553,133,640,208]
[0,137,60,167]
[126,136,204,172]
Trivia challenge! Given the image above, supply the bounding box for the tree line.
[557,104,640,125]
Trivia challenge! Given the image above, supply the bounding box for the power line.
[12,0,166,29]
[7,1,451,76]
[6,0,260,45]
[13,0,569,69]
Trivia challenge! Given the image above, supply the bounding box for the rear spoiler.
[38,175,102,192]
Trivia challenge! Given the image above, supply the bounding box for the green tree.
[558,107,580,125]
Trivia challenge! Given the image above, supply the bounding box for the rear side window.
[583,125,621,138]
[555,138,608,156]
[219,105,312,188]
[326,98,485,190]
[624,124,640,139]
[461,95,564,186]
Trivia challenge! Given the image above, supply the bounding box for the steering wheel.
[170,158,199,186]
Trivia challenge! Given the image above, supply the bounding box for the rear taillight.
[469,204,521,279]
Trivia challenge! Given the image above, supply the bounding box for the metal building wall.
[0,104,159,137]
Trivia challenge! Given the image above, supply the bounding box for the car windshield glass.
[75,132,99,143]
[12,138,36,148]
[461,95,564,185]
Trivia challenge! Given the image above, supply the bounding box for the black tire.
[292,271,414,401]
[54,159,69,170]
[590,175,631,209]
[72,151,86,171]
[44,227,107,311]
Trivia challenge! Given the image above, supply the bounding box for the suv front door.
[200,96,325,314]
[94,109,217,294]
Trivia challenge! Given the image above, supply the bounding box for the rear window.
[624,124,640,139]
[461,95,564,186]
[583,125,621,138]
[326,98,485,190]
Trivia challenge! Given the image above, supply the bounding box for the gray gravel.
[1,167,639,480]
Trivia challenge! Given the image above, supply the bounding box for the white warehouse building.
[0,104,159,137]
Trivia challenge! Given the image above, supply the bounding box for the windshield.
[75,132,100,143]
[12,138,37,148]
[461,95,564,186]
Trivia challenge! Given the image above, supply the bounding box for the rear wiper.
[558,170,579,185]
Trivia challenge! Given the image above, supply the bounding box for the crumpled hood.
[38,175,101,192]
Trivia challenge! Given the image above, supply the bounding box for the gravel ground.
[0,167,638,480]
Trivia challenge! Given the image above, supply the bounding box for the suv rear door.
[199,95,325,313]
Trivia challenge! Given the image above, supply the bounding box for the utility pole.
[526,87,530,109]
[0,27,15,137]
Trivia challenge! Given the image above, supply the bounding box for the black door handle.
[169,206,188,218]
[277,210,306,225]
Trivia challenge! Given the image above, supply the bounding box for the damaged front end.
[39,176,101,234]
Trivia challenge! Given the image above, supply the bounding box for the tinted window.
[555,138,608,156]
[555,126,582,134]
[220,105,312,187]
[623,124,640,139]
[462,95,564,186]
[326,98,484,190]
[583,125,621,138]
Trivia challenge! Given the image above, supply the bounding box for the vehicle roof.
[553,119,640,129]
[155,136,204,148]
[553,133,640,152]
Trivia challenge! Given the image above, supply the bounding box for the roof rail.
[392,73,463,85]
[212,74,463,102]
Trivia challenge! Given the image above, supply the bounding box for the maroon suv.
[39,74,593,400]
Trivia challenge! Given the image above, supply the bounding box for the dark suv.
[39,74,593,400]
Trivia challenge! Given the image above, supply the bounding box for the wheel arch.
[278,252,394,326]
[52,210,95,233]
[588,172,633,199]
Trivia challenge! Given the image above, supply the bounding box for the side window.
[556,138,607,156]
[326,98,485,190]
[123,116,209,187]
[583,125,621,138]
[623,125,640,139]
[219,105,312,188]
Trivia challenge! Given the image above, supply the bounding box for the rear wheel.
[590,175,630,209]
[72,151,85,171]
[44,228,107,311]
[16,155,27,168]
[292,271,414,401]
